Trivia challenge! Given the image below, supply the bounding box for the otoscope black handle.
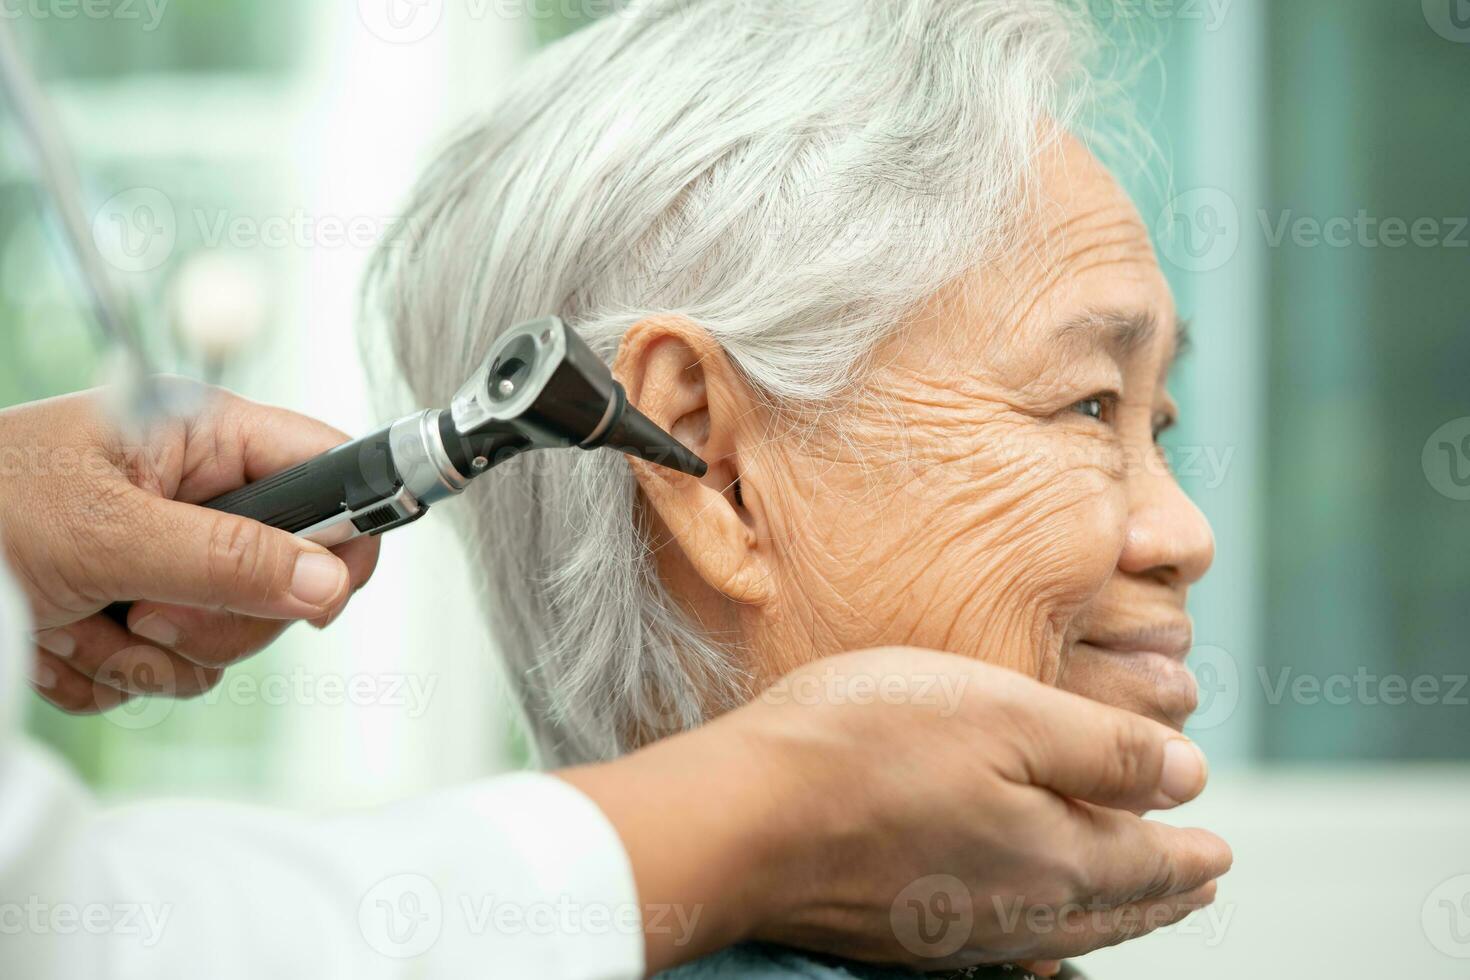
[199,425,399,533]
[101,426,400,629]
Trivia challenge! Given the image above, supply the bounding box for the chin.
[1058,640,1200,731]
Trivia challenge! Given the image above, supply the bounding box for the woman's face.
[731,136,1213,729]
[623,134,1214,733]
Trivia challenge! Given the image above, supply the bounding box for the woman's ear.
[613,318,775,605]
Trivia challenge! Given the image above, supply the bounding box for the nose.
[1117,452,1215,587]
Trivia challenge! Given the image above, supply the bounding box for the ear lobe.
[613,318,775,606]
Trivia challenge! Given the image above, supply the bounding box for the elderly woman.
[367,0,1211,975]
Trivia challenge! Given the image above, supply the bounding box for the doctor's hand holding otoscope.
[19,314,705,706]
[9,380,381,706]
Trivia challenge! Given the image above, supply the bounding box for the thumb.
[96,488,350,619]
[1009,685,1209,812]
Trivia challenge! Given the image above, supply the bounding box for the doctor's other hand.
[563,648,1231,974]
[0,380,380,712]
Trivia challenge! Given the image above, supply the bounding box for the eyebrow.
[1174,318,1193,361]
[1055,307,1190,368]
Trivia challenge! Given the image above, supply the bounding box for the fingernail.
[291,552,347,607]
[31,660,58,690]
[309,605,341,631]
[1159,738,1208,805]
[131,613,180,647]
[35,630,75,659]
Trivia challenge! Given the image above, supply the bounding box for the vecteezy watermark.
[1085,0,1232,31]
[1183,644,1469,734]
[357,874,702,958]
[1423,418,1470,502]
[888,429,1239,503]
[890,875,973,960]
[91,188,427,273]
[1423,0,1470,43]
[0,0,169,31]
[759,665,970,718]
[1423,874,1470,958]
[1155,188,1242,274]
[990,894,1232,947]
[1258,666,1468,708]
[189,208,413,253]
[1158,189,1470,273]
[95,654,441,732]
[0,897,173,948]
[889,879,1229,962]
[0,444,134,481]
[1258,210,1470,251]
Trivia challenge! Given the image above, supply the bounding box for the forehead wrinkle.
[1000,201,1131,290]
[986,200,1153,323]
[994,229,1154,345]
[1042,201,1150,251]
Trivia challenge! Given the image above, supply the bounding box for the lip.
[1079,620,1194,659]
[1070,643,1200,727]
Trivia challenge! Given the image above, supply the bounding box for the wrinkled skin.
[620,133,1213,736]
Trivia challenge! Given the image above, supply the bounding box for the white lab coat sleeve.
[0,559,646,980]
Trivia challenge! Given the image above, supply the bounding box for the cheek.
[1030,454,1129,606]
[766,415,1128,678]
[929,438,1127,664]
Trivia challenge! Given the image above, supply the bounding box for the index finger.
[175,389,359,502]
[1064,804,1232,909]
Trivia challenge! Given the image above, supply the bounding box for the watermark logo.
[991,894,1232,947]
[1184,644,1239,732]
[0,897,173,947]
[357,874,694,955]
[92,194,426,274]
[1423,417,1470,501]
[1423,874,1470,958]
[760,665,970,718]
[0,0,170,32]
[92,187,177,273]
[95,647,178,731]
[1160,192,1467,264]
[95,660,440,732]
[1423,0,1470,43]
[1156,187,1240,274]
[359,873,443,958]
[1259,210,1468,250]
[358,0,444,43]
[890,874,972,959]
[1258,666,1467,708]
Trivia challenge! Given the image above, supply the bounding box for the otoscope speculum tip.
[602,401,708,478]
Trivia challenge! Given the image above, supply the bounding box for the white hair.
[364,0,1115,765]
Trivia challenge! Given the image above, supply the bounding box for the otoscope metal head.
[449,316,708,478]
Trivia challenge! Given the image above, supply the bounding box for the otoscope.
[104,315,706,625]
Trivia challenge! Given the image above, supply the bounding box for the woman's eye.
[1152,411,1177,443]
[1071,393,1117,424]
